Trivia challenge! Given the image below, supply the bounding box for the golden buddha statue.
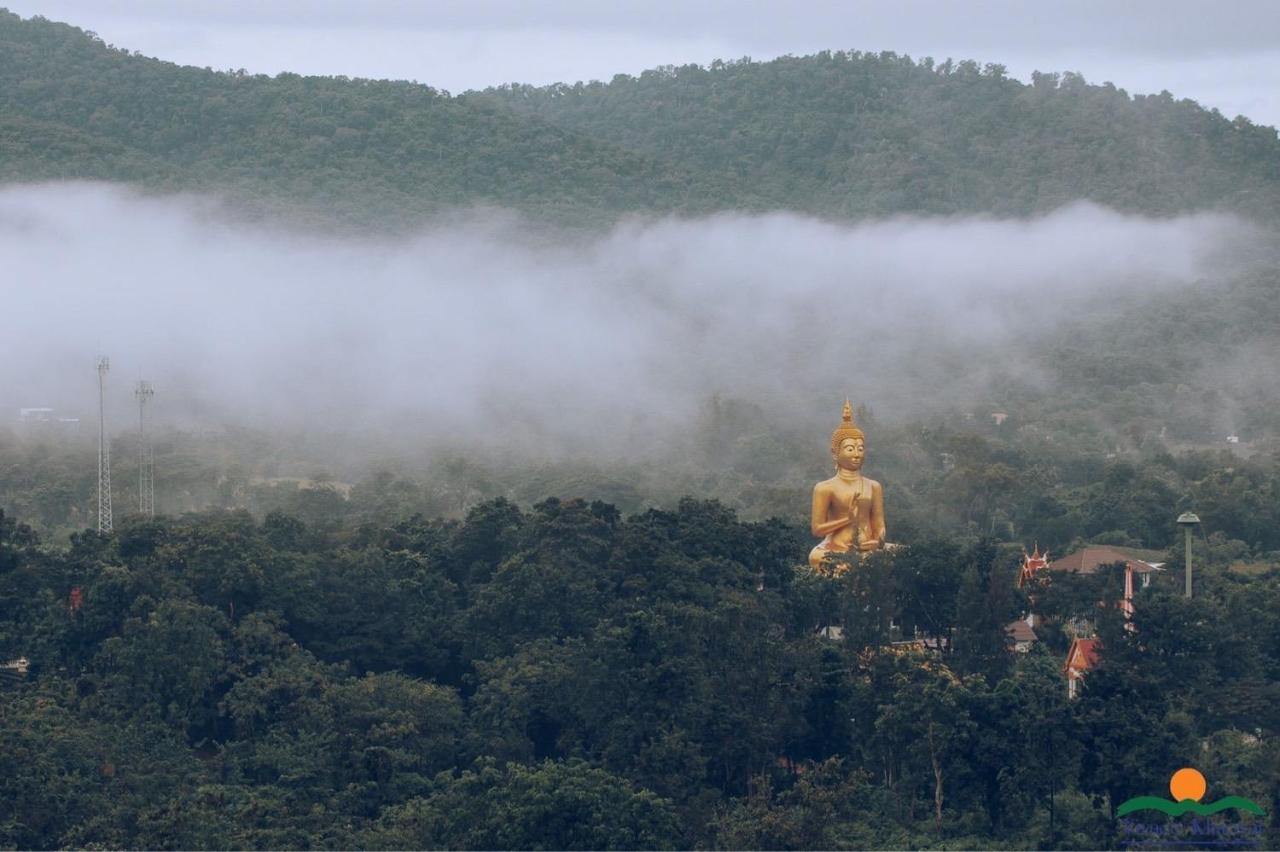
[809,400,886,572]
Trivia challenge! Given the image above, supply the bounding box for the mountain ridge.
[483,52,1280,221]
[4,9,1280,227]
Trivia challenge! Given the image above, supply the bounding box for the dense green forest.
[2,494,1278,849]
[3,9,1280,227]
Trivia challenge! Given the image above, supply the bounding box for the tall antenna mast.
[135,380,155,518]
[97,356,112,533]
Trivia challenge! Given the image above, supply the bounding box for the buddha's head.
[829,400,865,471]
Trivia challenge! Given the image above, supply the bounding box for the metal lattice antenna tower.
[97,357,112,533]
[135,380,155,518]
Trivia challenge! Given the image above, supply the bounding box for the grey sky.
[6,0,1280,127]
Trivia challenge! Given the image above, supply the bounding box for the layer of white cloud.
[0,184,1255,454]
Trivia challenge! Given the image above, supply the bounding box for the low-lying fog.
[0,183,1261,458]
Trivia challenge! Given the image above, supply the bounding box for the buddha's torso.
[818,473,877,551]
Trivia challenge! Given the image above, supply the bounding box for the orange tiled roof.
[1064,637,1101,674]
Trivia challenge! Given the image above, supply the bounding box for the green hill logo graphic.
[1117,768,1265,817]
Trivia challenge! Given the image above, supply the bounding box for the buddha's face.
[834,437,865,471]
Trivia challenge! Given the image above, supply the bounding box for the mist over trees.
[2,5,1280,851]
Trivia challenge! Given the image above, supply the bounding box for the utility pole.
[97,357,112,533]
[135,380,154,518]
[1176,512,1201,598]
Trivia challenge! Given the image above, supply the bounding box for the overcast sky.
[6,0,1280,127]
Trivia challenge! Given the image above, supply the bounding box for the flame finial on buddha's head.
[829,399,864,454]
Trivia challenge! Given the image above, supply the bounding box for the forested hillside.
[0,11,695,227]
[487,54,1280,220]
[4,9,1280,226]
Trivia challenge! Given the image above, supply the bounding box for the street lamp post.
[1176,512,1201,598]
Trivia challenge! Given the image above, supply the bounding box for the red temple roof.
[1064,637,1101,675]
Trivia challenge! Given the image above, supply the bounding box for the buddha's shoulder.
[813,476,841,492]
[814,475,882,491]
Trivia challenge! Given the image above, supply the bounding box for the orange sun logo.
[1169,767,1206,802]
[1118,766,1263,817]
